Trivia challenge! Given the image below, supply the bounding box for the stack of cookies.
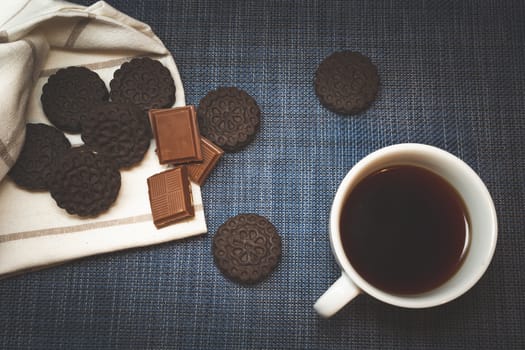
[10,54,266,223]
[9,57,176,217]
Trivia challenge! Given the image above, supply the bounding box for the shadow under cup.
[329,144,498,309]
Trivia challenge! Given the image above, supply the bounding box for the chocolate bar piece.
[147,166,194,228]
[149,106,203,165]
[186,137,224,185]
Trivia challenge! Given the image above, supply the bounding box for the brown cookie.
[49,147,121,217]
[109,57,175,119]
[197,87,260,152]
[41,66,109,133]
[314,51,379,115]
[213,214,281,284]
[8,123,71,191]
[81,102,150,169]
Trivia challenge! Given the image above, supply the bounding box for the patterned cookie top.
[49,147,121,217]
[81,102,150,169]
[41,66,109,133]
[109,57,175,113]
[213,214,281,284]
[314,51,379,115]
[197,87,260,152]
[8,123,71,191]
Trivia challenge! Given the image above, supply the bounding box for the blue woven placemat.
[1,0,524,349]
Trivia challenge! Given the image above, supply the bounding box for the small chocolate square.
[147,166,194,228]
[186,137,224,186]
[149,106,203,165]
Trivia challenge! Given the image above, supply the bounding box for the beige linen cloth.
[0,0,207,278]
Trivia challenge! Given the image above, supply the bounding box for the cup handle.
[314,273,361,318]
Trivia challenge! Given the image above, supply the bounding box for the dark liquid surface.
[340,165,469,294]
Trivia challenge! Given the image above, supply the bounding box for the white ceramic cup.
[314,143,498,318]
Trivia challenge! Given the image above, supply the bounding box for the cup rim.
[329,143,498,308]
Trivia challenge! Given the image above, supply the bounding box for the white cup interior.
[330,143,498,308]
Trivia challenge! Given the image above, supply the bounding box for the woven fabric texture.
[1,0,524,349]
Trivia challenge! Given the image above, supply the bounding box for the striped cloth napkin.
[0,0,207,278]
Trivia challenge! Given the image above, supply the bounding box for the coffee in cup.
[314,144,497,317]
[340,164,469,295]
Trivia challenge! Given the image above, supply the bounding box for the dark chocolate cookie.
[81,102,150,169]
[109,57,175,115]
[213,214,281,284]
[8,123,71,191]
[197,87,260,152]
[41,66,109,133]
[314,51,379,115]
[49,147,121,217]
